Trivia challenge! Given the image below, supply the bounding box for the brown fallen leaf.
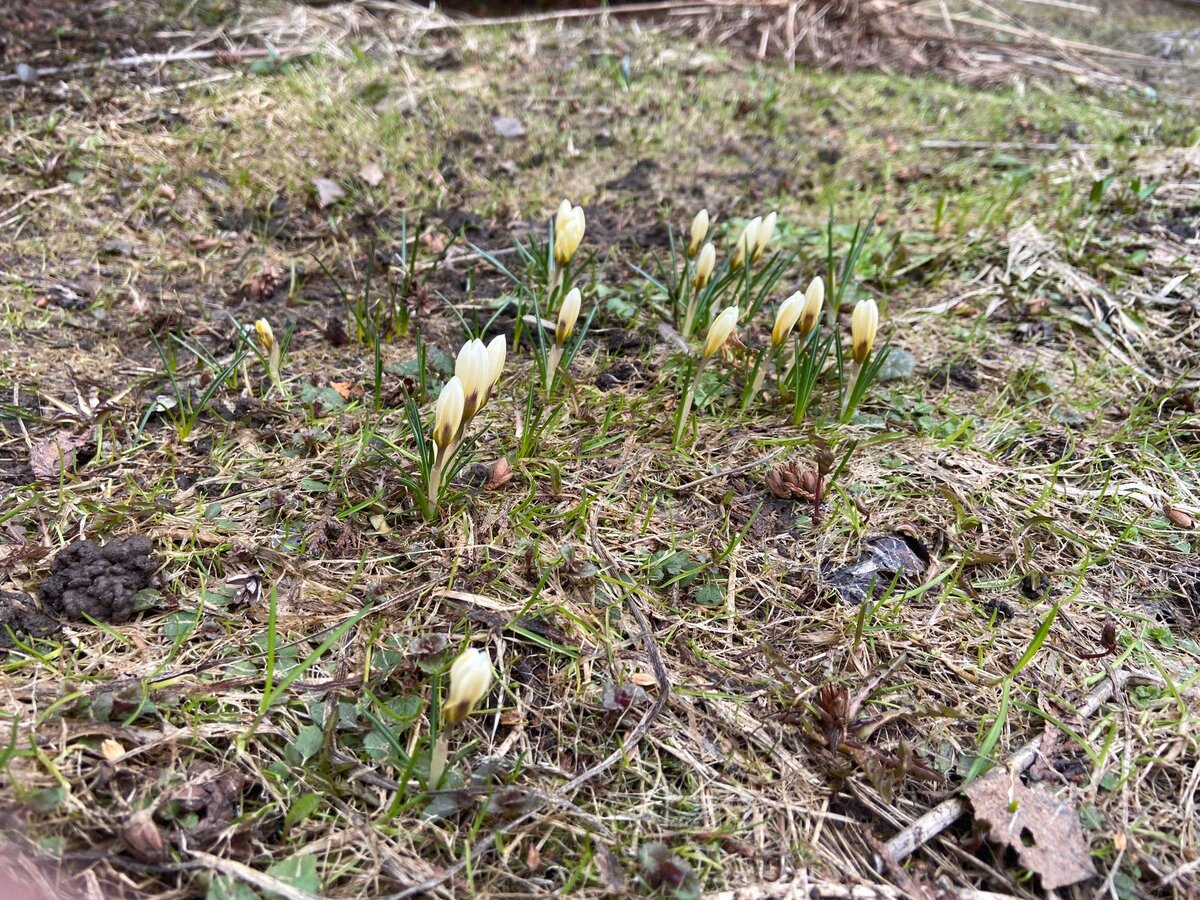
[30,430,92,481]
[486,458,513,491]
[629,672,657,688]
[122,810,167,863]
[964,768,1095,891]
[100,738,125,762]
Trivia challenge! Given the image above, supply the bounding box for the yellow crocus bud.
[455,339,492,420]
[553,202,586,266]
[771,291,805,347]
[798,276,825,337]
[688,209,709,257]
[556,287,581,345]
[730,217,761,271]
[486,335,506,387]
[851,298,879,364]
[702,305,739,359]
[443,647,494,726]
[752,211,777,262]
[692,242,716,290]
[254,318,275,351]
[433,376,464,457]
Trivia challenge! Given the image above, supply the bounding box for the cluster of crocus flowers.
[254,317,282,390]
[427,336,506,512]
[680,209,717,339]
[771,276,824,349]
[429,646,495,787]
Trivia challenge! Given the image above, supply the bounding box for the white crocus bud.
[851,298,880,364]
[702,305,739,359]
[731,217,761,270]
[752,211,777,262]
[455,339,492,419]
[556,287,582,345]
[771,291,805,348]
[692,242,716,290]
[688,209,709,257]
[486,335,506,387]
[443,647,494,726]
[432,376,465,458]
[798,276,825,337]
[554,203,586,266]
[254,318,275,351]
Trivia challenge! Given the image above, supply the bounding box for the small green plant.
[674,305,738,446]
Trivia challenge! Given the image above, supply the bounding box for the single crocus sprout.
[703,305,739,359]
[254,318,275,351]
[486,334,506,387]
[433,376,465,457]
[556,287,582,345]
[443,647,494,726]
[798,276,825,337]
[752,211,777,262]
[692,242,716,290]
[730,216,761,270]
[688,208,709,257]
[455,339,492,419]
[553,202,586,266]
[851,298,879,364]
[771,291,805,347]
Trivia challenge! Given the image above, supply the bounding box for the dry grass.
[2,2,1200,898]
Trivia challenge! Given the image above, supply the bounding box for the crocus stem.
[427,456,446,516]
[673,358,707,446]
[679,273,695,337]
[545,344,563,392]
[429,730,450,788]
[842,361,861,422]
[749,347,771,402]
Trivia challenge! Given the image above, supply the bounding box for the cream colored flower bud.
[771,291,805,347]
[688,209,709,257]
[443,647,494,726]
[703,305,739,359]
[798,276,825,337]
[556,287,582,345]
[692,242,716,290]
[752,211,777,262]
[486,335,506,387]
[455,339,492,419]
[851,298,879,364]
[433,376,464,456]
[731,217,761,270]
[554,203,586,266]
[254,318,275,351]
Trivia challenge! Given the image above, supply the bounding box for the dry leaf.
[525,842,541,872]
[486,458,513,491]
[100,738,125,762]
[358,162,384,186]
[964,768,1095,891]
[312,177,345,208]
[329,380,354,400]
[500,709,523,726]
[30,430,91,481]
[629,672,657,688]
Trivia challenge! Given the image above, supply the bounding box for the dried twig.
[0,47,286,85]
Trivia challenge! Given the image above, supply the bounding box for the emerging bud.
[455,339,492,420]
[433,376,465,457]
[688,208,709,257]
[730,217,761,271]
[771,291,805,347]
[443,647,494,726]
[702,305,739,359]
[751,211,777,262]
[850,298,879,364]
[254,318,275,351]
[553,201,586,266]
[486,334,506,387]
[798,276,825,337]
[556,287,582,345]
[692,242,716,290]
